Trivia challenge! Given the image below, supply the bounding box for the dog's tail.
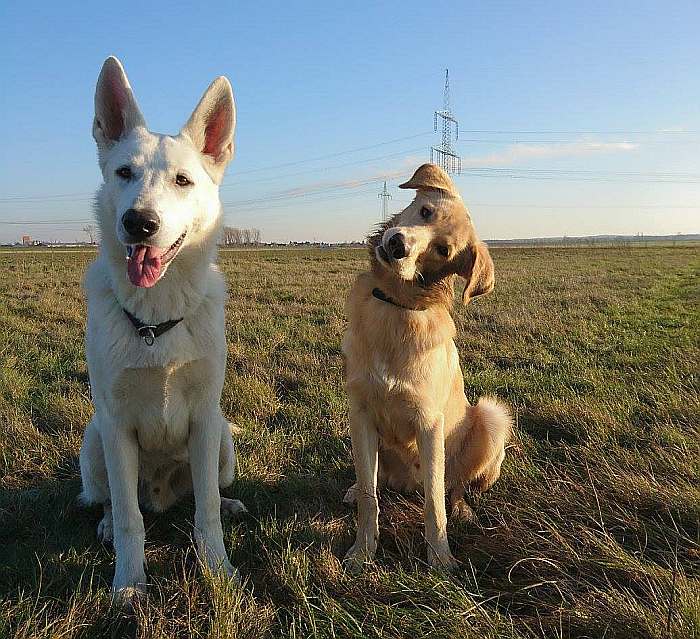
[448,396,513,494]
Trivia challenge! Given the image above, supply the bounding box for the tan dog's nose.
[386,233,407,260]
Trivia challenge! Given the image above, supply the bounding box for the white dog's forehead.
[107,129,203,175]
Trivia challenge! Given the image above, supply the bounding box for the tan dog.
[342,163,512,571]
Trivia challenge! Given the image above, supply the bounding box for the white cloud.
[463,141,639,167]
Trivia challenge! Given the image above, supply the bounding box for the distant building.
[22,235,31,246]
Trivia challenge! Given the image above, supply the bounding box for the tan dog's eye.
[175,174,192,187]
[116,166,132,180]
[436,245,449,257]
[420,206,432,220]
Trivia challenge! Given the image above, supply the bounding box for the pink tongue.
[127,245,164,288]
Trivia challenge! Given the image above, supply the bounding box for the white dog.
[79,56,245,601]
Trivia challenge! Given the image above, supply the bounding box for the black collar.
[123,309,183,346]
[372,287,420,311]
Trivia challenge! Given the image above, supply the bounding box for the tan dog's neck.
[369,266,455,311]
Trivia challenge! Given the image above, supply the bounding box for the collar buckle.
[123,308,184,346]
[137,325,157,346]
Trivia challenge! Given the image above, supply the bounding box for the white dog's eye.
[175,174,192,187]
[420,206,433,220]
[116,166,132,180]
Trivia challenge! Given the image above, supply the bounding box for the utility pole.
[378,181,392,222]
[430,69,462,174]
[83,224,96,244]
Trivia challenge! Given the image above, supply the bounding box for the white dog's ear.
[93,57,145,151]
[181,77,236,184]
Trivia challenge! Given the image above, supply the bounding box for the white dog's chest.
[111,364,193,452]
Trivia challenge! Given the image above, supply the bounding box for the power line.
[466,203,698,209]
[4,163,699,206]
[463,167,700,178]
[0,219,93,225]
[225,131,433,178]
[1,127,698,203]
[457,129,700,135]
[221,146,425,188]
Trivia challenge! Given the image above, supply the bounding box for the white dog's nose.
[122,208,160,241]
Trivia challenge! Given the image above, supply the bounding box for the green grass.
[0,246,698,639]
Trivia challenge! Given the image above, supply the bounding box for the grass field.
[0,246,698,639]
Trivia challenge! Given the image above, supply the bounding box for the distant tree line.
[222,227,261,246]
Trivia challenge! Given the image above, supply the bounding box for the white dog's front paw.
[219,559,241,583]
[194,526,240,584]
[220,497,247,518]
[342,483,358,506]
[112,583,147,608]
[97,512,113,544]
[201,555,241,584]
[112,569,147,607]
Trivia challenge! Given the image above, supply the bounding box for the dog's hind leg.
[343,452,388,506]
[219,420,247,517]
[344,445,420,505]
[446,397,512,519]
[218,420,237,489]
[151,421,246,518]
[79,418,109,504]
[79,418,114,541]
[97,502,114,543]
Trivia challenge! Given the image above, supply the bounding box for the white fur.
[79,57,244,601]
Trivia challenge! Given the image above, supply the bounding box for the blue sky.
[1,1,698,243]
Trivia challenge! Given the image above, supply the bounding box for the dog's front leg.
[417,413,458,570]
[344,404,379,574]
[188,407,237,581]
[102,424,147,600]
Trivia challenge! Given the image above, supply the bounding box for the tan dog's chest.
[345,337,459,449]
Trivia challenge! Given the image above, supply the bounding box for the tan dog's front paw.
[427,547,459,571]
[450,498,477,523]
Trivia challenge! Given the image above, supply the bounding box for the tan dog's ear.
[458,241,495,304]
[399,163,457,194]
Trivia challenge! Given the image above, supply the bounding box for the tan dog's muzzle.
[379,225,433,280]
[381,227,409,260]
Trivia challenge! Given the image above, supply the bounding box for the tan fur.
[342,164,512,572]
[398,162,458,194]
